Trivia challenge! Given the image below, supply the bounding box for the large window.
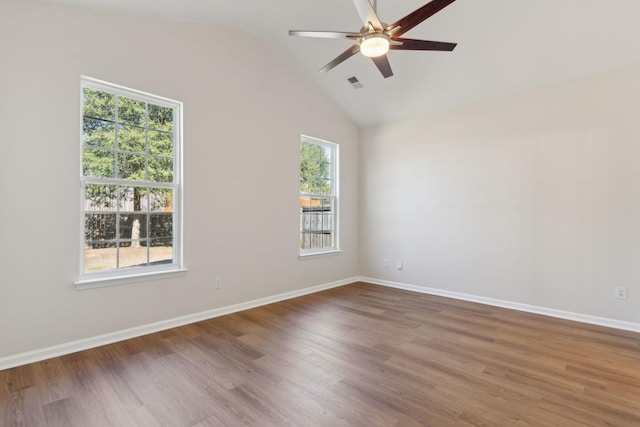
[79,77,182,283]
[299,136,338,255]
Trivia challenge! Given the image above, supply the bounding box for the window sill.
[299,249,342,259]
[74,268,188,290]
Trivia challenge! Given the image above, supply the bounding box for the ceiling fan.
[289,0,458,79]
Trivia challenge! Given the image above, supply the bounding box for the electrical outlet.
[383,258,389,268]
[615,287,627,300]
[396,261,403,270]
[215,277,223,289]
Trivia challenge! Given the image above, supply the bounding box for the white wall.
[0,1,359,359]
[361,63,640,324]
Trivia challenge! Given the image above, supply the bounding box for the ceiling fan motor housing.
[360,32,391,57]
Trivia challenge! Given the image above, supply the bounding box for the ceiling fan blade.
[352,0,383,30]
[386,0,456,38]
[289,30,361,40]
[372,55,393,79]
[320,44,361,73]
[390,38,457,51]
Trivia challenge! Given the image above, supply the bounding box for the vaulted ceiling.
[29,0,640,126]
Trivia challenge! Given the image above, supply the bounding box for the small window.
[79,77,182,283]
[299,135,338,255]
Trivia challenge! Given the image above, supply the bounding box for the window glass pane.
[118,153,146,180]
[149,188,173,212]
[118,186,146,212]
[321,197,333,212]
[309,197,323,210]
[322,146,333,164]
[300,143,313,179]
[148,104,173,132]
[83,88,115,121]
[119,186,148,251]
[83,119,115,149]
[118,96,146,127]
[85,184,117,211]
[118,245,149,269]
[119,214,147,240]
[318,179,331,195]
[150,213,173,239]
[323,213,333,231]
[310,233,322,249]
[148,131,173,157]
[83,149,115,178]
[118,125,145,154]
[149,240,173,265]
[301,213,311,232]
[118,186,149,252]
[148,157,173,182]
[301,233,311,250]
[306,177,326,195]
[84,243,116,273]
[85,213,116,243]
[84,189,117,273]
[310,212,322,231]
[299,176,309,193]
[300,196,311,211]
[300,141,309,158]
[318,161,330,179]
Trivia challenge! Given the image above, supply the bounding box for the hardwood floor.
[2,282,640,426]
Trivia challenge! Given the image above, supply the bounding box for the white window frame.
[299,135,339,256]
[76,76,184,288]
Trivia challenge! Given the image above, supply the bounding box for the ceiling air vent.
[347,76,363,89]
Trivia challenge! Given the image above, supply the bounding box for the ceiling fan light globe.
[360,34,390,57]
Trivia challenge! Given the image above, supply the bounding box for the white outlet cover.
[615,287,627,299]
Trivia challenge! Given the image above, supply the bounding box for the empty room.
[1,0,640,425]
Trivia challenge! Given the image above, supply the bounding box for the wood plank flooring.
[2,282,640,426]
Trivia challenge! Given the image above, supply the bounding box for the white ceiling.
[30,0,640,126]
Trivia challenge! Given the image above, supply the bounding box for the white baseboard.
[359,276,640,334]
[0,277,356,371]
[4,276,638,371]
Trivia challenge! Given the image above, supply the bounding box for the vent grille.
[347,76,363,89]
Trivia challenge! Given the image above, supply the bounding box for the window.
[299,135,338,255]
[79,77,182,283]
